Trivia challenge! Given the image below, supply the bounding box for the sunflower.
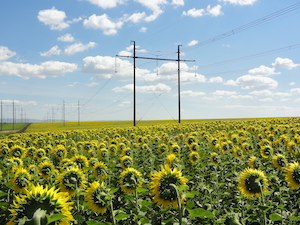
[189,151,200,164]
[28,164,38,176]
[185,136,198,147]
[188,142,199,152]
[121,147,132,157]
[93,161,108,180]
[285,162,300,189]
[99,148,109,160]
[287,141,299,155]
[89,157,99,167]
[71,154,89,169]
[272,154,287,171]
[119,168,142,194]
[26,147,36,158]
[85,181,110,215]
[165,153,178,168]
[0,145,10,157]
[209,152,220,165]
[260,146,273,158]
[233,147,243,159]
[248,156,260,169]
[7,184,74,225]
[120,155,133,169]
[109,144,117,155]
[35,148,46,159]
[38,161,55,179]
[150,164,188,209]
[10,168,31,193]
[10,145,25,158]
[238,168,268,197]
[55,144,67,159]
[170,144,181,155]
[158,143,168,154]
[58,167,87,196]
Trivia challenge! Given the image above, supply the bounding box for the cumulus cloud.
[219,0,258,5]
[58,33,75,42]
[85,0,128,9]
[248,65,279,76]
[172,0,184,7]
[272,57,300,70]
[290,88,300,95]
[64,42,96,55]
[0,46,16,61]
[187,40,198,47]
[124,12,147,23]
[208,76,223,83]
[37,7,69,30]
[183,5,223,17]
[113,83,171,94]
[40,45,62,57]
[83,14,123,35]
[139,27,147,32]
[0,61,77,79]
[250,90,291,98]
[228,75,278,89]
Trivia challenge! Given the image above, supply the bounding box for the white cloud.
[250,90,273,96]
[64,42,96,55]
[0,61,77,79]
[213,90,237,97]
[124,12,147,23]
[290,82,296,86]
[172,0,184,7]
[135,0,168,13]
[118,100,131,107]
[187,40,198,47]
[219,0,258,5]
[83,14,123,35]
[179,90,205,97]
[139,27,147,32]
[87,81,100,87]
[290,88,300,95]
[229,75,278,89]
[183,5,223,17]
[113,83,171,94]
[248,65,279,76]
[68,81,79,87]
[58,34,75,42]
[40,45,62,57]
[272,57,300,70]
[208,76,223,83]
[85,0,128,9]
[1,99,37,106]
[37,7,69,30]
[259,98,273,102]
[0,46,16,61]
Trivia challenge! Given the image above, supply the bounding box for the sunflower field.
[1,117,300,225]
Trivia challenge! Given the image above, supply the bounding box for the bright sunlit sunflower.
[272,154,288,171]
[238,168,268,198]
[7,184,74,225]
[165,153,178,168]
[119,168,142,194]
[85,181,110,215]
[58,167,87,196]
[285,161,300,189]
[71,154,89,169]
[10,168,31,193]
[10,145,25,158]
[93,161,108,180]
[150,164,188,209]
[248,156,260,169]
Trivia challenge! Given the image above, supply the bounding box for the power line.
[183,2,300,52]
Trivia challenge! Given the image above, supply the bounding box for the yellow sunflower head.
[158,143,168,154]
[189,151,200,165]
[165,153,178,168]
[238,168,268,198]
[120,155,133,169]
[170,144,181,155]
[85,181,111,215]
[248,156,260,169]
[150,164,188,209]
[189,142,199,152]
[233,147,243,159]
[10,168,31,193]
[99,148,109,160]
[55,144,67,159]
[287,141,299,155]
[38,161,55,179]
[272,154,287,171]
[35,148,46,159]
[209,152,220,165]
[119,168,143,194]
[7,184,74,225]
[71,154,89,169]
[93,161,108,180]
[58,167,87,196]
[260,146,273,158]
[185,136,198,147]
[285,161,300,190]
[10,145,25,158]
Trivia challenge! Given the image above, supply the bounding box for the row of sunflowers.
[1,118,300,224]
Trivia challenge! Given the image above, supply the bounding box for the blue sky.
[1,0,300,123]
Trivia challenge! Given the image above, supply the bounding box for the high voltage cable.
[183,2,300,52]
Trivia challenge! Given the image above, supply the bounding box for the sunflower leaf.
[188,208,214,219]
[46,214,67,224]
[269,213,282,221]
[289,216,300,221]
[115,212,130,221]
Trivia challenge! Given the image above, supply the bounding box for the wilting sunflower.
[38,161,55,179]
[189,151,200,164]
[85,181,110,215]
[150,164,188,209]
[285,161,300,189]
[93,161,108,180]
[238,168,268,197]
[10,168,31,193]
[260,146,273,158]
[7,184,74,225]
[248,156,260,169]
[58,167,87,196]
[119,168,142,194]
[210,152,220,165]
[272,154,288,171]
[120,155,133,169]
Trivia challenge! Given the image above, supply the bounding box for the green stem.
[170,184,183,225]
[258,182,267,225]
[110,199,116,225]
[32,208,46,225]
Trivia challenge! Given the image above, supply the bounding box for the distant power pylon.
[117,41,195,126]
